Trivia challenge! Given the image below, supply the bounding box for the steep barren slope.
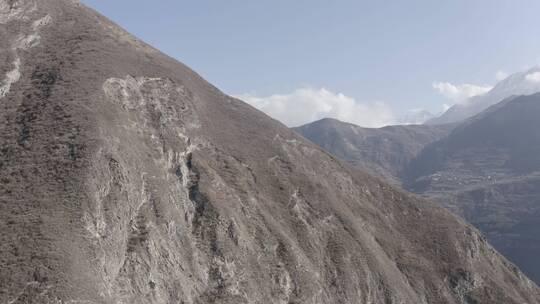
[403,93,540,284]
[0,1,539,303]
[294,118,453,185]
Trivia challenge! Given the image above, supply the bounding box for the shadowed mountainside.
[296,94,540,286]
[404,93,540,284]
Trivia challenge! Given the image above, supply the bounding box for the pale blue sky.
[82,0,540,126]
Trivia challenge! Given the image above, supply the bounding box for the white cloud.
[525,71,540,84]
[432,82,492,106]
[397,108,435,125]
[234,88,395,128]
[495,70,508,81]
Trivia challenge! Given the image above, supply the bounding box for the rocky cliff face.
[0,1,539,303]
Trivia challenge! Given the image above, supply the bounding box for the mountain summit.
[0,1,539,303]
[427,66,540,125]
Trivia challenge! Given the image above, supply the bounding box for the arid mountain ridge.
[294,118,453,185]
[0,0,539,303]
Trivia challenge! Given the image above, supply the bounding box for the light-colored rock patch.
[0,10,53,99]
[13,13,52,50]
[0,58,21,98]
[32,13,51,30]
[13,33,40,50]
[0,0,36,24]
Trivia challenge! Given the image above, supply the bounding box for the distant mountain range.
[294,118,452,184]
[296,92,540,284]
[427,66,540,125]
